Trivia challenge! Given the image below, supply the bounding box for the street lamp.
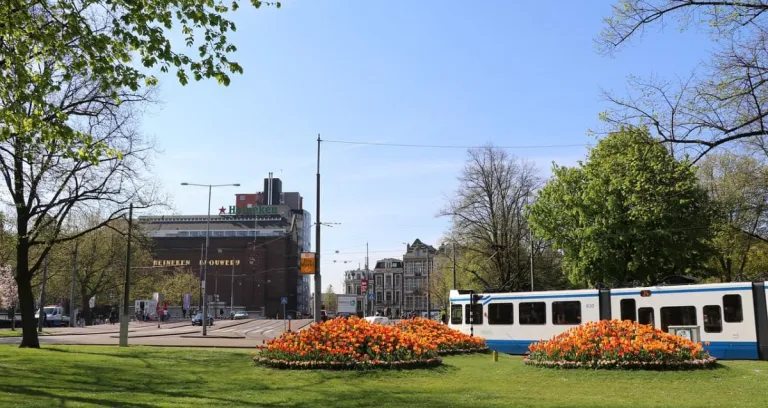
[181,182,240,335]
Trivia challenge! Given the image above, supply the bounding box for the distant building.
[373,258,403,317]
[402,239,438,317]
[343,268,374,316]
[139,176,311,318]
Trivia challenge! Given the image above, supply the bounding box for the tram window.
[519,302,546,325]
[465,304,483,325]
[488,303,514,325]
[638,307,655,327]
[620,299,637,321]
[723,295,744,323]
[552,301,581,325]
[703,305,723,333]
[660,306,697,332]
[450,305,463,325]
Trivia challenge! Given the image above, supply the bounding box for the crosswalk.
[211,319,312,339]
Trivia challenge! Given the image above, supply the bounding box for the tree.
[323,285,337,313]
[597,1,768,161]
[440,146,541,292]
[132,267,199,308]
[2,1,279,348]
[697,152,768,281]
[0,266,19,330]
[528,127,716,287]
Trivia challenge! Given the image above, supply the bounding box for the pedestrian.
[182,309,187,319]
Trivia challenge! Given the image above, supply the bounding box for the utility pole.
[426,244,431,320]
[452,242,456,290]
[528,190,534,291]
[365,242,369,317]
[314,134,322,323]
[70,241,78,327]
[119,203,133,347]
[37,255,48,333]
[230,256,235,317]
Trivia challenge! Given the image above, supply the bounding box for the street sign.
[361,279,368,292]
[300,252,316,274]
[281,296,288,305]
[367,293,374,300]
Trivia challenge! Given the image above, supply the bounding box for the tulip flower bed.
[524,320,717,370]
[253,316,441,369]
[396,318,489,355]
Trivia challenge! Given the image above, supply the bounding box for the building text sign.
[219,205,279,216]
[300,252,316,275]
[153,259,242,267]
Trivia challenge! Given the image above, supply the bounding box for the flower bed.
[396,317,489,355]
[524,320,717,370]
[253,316,441,369]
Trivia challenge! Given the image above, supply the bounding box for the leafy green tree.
[528,127,716,287]
[2,0,279,347]
[698,152,768,282]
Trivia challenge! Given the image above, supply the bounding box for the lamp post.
[181,182,240,335]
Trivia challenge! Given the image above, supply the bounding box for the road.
[0,318,312,348]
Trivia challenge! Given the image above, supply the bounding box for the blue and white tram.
[448,281,768,360]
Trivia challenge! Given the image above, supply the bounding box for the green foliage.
[697,152,768,282]
[528,127,715,286]
[132,267,199,307]
[1,0,279,162]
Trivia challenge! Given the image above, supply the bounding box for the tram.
[448,281,768,360]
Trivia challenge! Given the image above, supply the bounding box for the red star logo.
[218,207,226,215]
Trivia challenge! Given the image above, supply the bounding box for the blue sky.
[141,1,713,290]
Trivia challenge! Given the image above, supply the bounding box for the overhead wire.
[322,139,591,150]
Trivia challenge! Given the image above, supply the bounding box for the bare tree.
[0,70,159,347]
[439,146,540,292]
[597,1,768,161]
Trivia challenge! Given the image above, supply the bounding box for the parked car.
[233,311,249,320]
[191,312,214,326]
[336,312,354,319]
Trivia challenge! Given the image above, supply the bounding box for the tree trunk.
[15,245,40,348]
[80,289,92,326]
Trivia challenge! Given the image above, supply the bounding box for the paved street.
[0,319,312,347]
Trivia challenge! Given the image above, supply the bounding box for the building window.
[239,195,245,200]
[357,286,361,296]
[395,275,402,287]
[385,275,392,286]
[638,307,655,327]
[385,292,392,303]
[703,305,723,333]
[395,291,401,305]
[375,275,383,287]
[660,306,696,332]
[465,304,483,325]
[451,305,463,325]
[620,299,636,322]
[346,285,352,294]
[488,303,514,325]
[552,301,581,325]
[376,292,382,303]
[723,294,743,322]
[519,302,546,325]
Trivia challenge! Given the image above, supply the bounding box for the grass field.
[0,345,766,407]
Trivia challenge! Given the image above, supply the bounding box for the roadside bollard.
[493,350,498,362]
[288,320,292,333]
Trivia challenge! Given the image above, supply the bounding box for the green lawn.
[0,345,766,407]
[0,330,50,337]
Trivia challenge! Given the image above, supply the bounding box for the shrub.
[253,316,441,369]
[524,320,716,370]
[396,318,488,355]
